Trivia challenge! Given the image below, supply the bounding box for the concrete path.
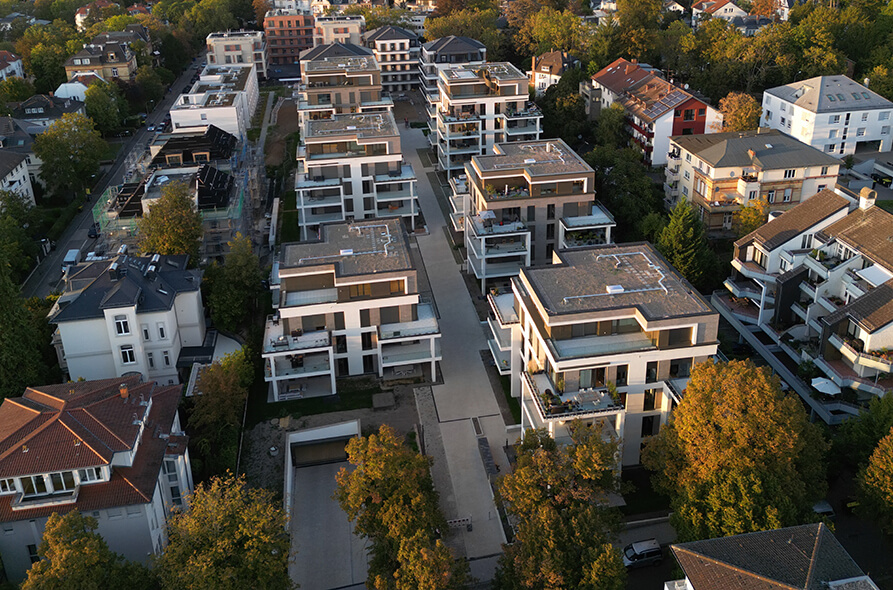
[256,92,275,149]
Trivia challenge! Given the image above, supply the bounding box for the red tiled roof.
[591,58,654,96]
[0,50,20,70]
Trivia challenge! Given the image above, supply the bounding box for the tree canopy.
[206,233,264,333]
[0,256,47,401]
[32,112,107,197]
[858,426,893,534]
[137,180,203,260]
[657,199,714,291]
[835,393,893,470]
[84,81,128,135]
[736,197,769,237]
[642,360,828,542]
[424,9,504,61]
[716,92,762,132]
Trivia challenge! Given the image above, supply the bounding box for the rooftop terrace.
[305,112,397,139]
[444,62,526,82]
[304,56,378,73]
[474,140,592,177]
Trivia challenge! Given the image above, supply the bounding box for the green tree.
[156,473,292,590]
[342,5,410,29]
[0,76,35,109]
[335,425,467,589]
[28,41,71,94]
[135,65,163,107]
[858,426,893,533]
[716,91,762,132]
[22,510,159,590]
[178,0,238,46]
[0,190,38,281]
[207,233,263,332]
[657,199,714,290]
[836,393,893,469]
[0,256,45,401]
[424,9,504,60]
[33,112,107,197]
[538,68,590,146]
[85,81,127,134]
[494,426,626,590]
[515,8,587,56]
[736,197,769,237]
[137,180,203,260]
[595,103,628,150]
[642,360,828,542]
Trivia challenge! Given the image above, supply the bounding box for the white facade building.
[49,253,207,385]
[0,151,34,206]
[0,51,23,80]
[313,15,365,46]
[206,30,268,78]
[761,75,893,156]
[171,63,259,139]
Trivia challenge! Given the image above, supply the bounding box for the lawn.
[245,375,381,427]
[280,210,300,243]
[500,375,521,424]
[100,142,123,162]
[877,199,893,213]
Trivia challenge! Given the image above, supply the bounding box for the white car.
[622,539,662,569]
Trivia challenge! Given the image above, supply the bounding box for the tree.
[657,199,714,290]
[85,81,127,134]
[179,0,238,46]
[736,197,769,237]
[515,8,587,56]
[22,510,159,590]
[494,426,626,590]
[137,180,203,260]
[858,427,893,533]
[642,360,828,542]
[424,9,504,60]
[252,0,270,25]
[335,425,467,589]
[716,92,761,132]
[207,233,263,332]
[0,257,45,401]
[595,103,628,150]
[135,65,163,107]
[0,190,39,282]
[28,41,72,94]
[836,393,893,470]
[33,113,107,197]
[0,76,35,109]
[342,5,410,29]
[538,68,590,146]
[156,472,292,590]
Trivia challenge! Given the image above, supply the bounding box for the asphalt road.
[21,60,205,299]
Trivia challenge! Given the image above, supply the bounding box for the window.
[857,127,866,137]
[546,204,555,220]
[643,388,658,411]
[389,280,403,294]
[49,472,75,492]
[683,109,694,121]
[163,351,170,367]
[821,166,829,175]
[684,170,691,180]
[826,144,836,153]
[21,475,47,497]
[78,467,102,483]
[349,283,371,298]
[830,115,841,124]
[780,116,786,126]
[141,324,150,340]
[767,190,776,203]
[783,169,796,179]
[783,188,792,202]
[748,190,757,200]
[120,345,135,364]
[646,361,658,383]
[157,323,166,339]
[753,247,767,268]
[862,112,869,121]
[881,111,891,121]
[147,352,154,369]
[114,315,130,335]
[884,126,891,135]
[685,153,692,162]
[0,479,14,494]
[526,206,535,222]
[641,415,659,438]
[200,113,207,121]
[546,224,555,240]
[27,544,39,564]
[126,505,141,518]
[670,358,692,378]
[765,110,772,121]
[107,507,123,520]
[615,364,628,386]
[111,67,118,77]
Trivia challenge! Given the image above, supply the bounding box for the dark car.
[88,223,100,239]
[872,173,892,187]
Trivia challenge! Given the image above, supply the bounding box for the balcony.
[467,254,525,279]
[444,141,481,155]
[439,122,480,139]
[731,258,778,282]
[814,356,890,396]
[449,174,469,196]
[488,292,519,326]
[487,316,512,351]
[723,277,763,301]
[561,204,615,230]
[523,371,623,421]
[467,236,528,259]
[829,333,893,373]
[380,340,442,365]
[667,150,681,161]
[375,185,415,201]
[379,303,439,340]
[263,322,331,355]
[265,352,332,381]
[12,488,80,510]
[302,210,345,224]
[374,164,416,183]
[664,182,679,197]
[468,216,528,237]
[665,166,680,179]
[296,192,343,208]
[550,332,655,360]
[281,288,338,307]
[274,374,334,401]
[498,104,542,119]
[503,124,540,136]
[713,292,760,324]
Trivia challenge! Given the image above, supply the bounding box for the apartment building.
[296,43,393,127]
[64,42,137,81]
[265,219,440,401]
[528,50,580,97]
[206,30,268,78]
[761,75,893,156]
[362,26,419,93]
[0,50,23,80]
[294,112,418,240]
[499,243,718,465]
[587,58,722,165]
[461,139,615,292]
[713,186,893,424]
[48,252,206,384]
[170,64,259,138]
[10,94,85,133]
[419,36,486,106]
[0,117,41,189]
[0,151,34,206]
[263,9,314,66]
[313,15,365,46]
[0,376,193,583]
[666,128,842,232]
[430,62,542,175]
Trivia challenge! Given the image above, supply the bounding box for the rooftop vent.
[606,285,625,294]
[523,158,536,164]
[117,244,127,255]
[340,249,353,255]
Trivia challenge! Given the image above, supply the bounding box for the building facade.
[362,26,419,93]
[64,42,137,81]
[761,75,893,156]
[263,10,315,66]
[265,219,440,401]
[0,151,34,206]
[170,64,259,139]
[313,15,365,46]
[528,50,580,96]
[206,30,268,78]
[0,51,23,80]
[419,36,486,107]
[10,95,85,133]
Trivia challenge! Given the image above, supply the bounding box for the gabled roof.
[196,164,233,209]
[591,57,656,96]
[670,129,842,169]
[362,25,417,43]
[817,203,893,271]
[65,42,133,68]
[672,523,868,590]
[92,25,150,46]
[0,50,21,70]
[0,118,33,152]
[736,188,851,251]
[0,150,25,178]
[692,0,744,13]
[622,76,706,123]
[10,94,84,120]
[765,76,893,114]
[299,42,372,62]
[533,51,580,77]
[825,279,893,334]
[422,35,486,55]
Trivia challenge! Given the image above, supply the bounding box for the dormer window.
[78,467,102,483]
[0,479,14,494]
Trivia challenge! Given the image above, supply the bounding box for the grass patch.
[619,467,671,517]
[279,210,301,243]
[500,375,521,424]
[246,376,381,427]
[410,121,427,128]
[100,142,122,162]
[282,190,296,210]
[877,199,893,213]
[247,127,262,142]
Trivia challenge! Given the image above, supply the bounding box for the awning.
[811,377,841,395]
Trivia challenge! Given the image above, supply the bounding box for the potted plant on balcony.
[606,381,622,406]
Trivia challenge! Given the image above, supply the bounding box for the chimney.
[859,186,877,210]
[119,383,129,399]
[108,262,119,281]
[747,148,756,161]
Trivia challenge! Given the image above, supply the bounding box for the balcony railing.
[523,371,623,421]
[829,333,893,373]
[12,487,79,510]
[263,323,331,354]
[379,304,439,340]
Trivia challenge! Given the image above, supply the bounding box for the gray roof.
[736,188,851,251]
[363,26,418,43]
[473,139,592,177]
[299,43,372,62]
[422,36,485,55]
[765,75,893,113]
[670,129,842,169]
[10,95,84,121]
[0,150,24,178]
[520,243,715,320]
[672,523,868,590]
[280,219,412,277]
[51,254,200,323]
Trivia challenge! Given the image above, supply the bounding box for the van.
[62,249,80,273]
[813,500,836,521]
[622,538,662,568]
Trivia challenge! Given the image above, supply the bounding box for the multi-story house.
[294,112,418,240]
[74,0,118,30]
[587,58,722,165]
[0,150,34,206]
[265,219,441,401]
[0,117,41,189]
[54,72,105,102]
[666,128,842,233]
[0,50,23,80]
[263,10,315,66]
[92,25,154,66]
[713,185,893,424]
[761,75,893,156]
[10,95,85,134]
[361,26,419,93]
[461,139,615,293]
[528,50,580,97]
[296,43,393,127]
[497,243,718,465]
[48,252,206,384]
[206,30,268,78]
[430,62,542,175]
[170,64,259,139]
[64,42,137,81]
[0,376,193,583]
[419,36,486,107]
[691,0,748,25]
[313,15,365,46]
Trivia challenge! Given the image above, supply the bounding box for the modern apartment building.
[761,75,893,156]
[713,186,893,424]
[170,64,259,138]
[419,36,486,106]
[498,243,718,465]
[0,376,193,583]
[313,15,365,46]
[265,219,440,401]
[206,30,268,78]
[461,139,615,292]
[587,58,722,165]
[362,26,419,93]
[64,42,137,81]
[48,253,206,384]
[296,43,393,127]
[666,128,842,232]
[263,9,314,66]
[294,112,418,240]
[430,62,542,175]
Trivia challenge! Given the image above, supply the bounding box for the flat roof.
[280,219,412,277]
[445,62,526,82]
[304,55,378,73]
[474,140,592,177]
[305,112,397,140]
[522,243,714,320]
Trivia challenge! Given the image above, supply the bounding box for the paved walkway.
[401,124,510,562]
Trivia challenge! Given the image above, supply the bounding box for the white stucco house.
[170,63,259,139]
[0,150,34,206]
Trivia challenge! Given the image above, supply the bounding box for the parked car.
[622,539,663,569]
[871,173,892,187]
[88,223,100,239]
[813,500,836,521]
